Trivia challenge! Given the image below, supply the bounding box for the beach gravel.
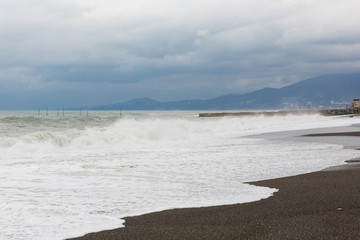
[69,167,360,240]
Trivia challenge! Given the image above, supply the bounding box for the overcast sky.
[1,0,360,109]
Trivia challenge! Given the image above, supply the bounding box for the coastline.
[68,126,360,240]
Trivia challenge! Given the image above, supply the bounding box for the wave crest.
[0,113,352,158]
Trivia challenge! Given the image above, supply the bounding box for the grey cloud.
[1,0,360,109]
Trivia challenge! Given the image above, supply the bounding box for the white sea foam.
[0,111,359,240]
[0,112,356,157]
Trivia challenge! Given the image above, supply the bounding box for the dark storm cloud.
[0,0,360,109]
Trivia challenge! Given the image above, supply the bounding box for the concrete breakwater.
[199,109,358,117]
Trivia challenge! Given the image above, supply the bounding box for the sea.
[1,110,359,240]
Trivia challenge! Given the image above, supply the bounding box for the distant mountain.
[88,73,360,110]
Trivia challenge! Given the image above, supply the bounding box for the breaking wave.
[0,112,355,158]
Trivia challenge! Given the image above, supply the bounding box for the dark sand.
[69,132,360,240]
[303,131,360,137]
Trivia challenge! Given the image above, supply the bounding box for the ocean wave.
[0,113,355,158]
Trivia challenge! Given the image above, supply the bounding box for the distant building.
[352,99,360,109]
[323,99,360,115]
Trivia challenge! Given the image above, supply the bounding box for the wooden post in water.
[62,108,64,116]
[38,109,40,116]
[46,108,48,116]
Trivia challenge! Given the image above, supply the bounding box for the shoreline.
[68,127,360,240]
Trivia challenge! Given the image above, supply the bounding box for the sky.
[1,0,360,109]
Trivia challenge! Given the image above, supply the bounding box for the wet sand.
[69,130,360,240]
[303,131,360,137]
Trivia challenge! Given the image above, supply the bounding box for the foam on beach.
[0,111,359,240]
